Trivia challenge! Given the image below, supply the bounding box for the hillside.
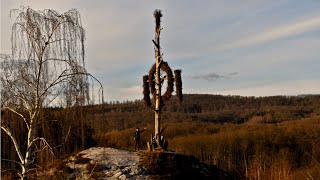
[88,94,320,179]
[87,94,320,131]
[2,94,320,179]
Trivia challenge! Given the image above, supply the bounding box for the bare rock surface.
[57,147,233,180]
[65,147,149,179]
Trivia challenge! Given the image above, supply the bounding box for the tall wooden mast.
[154,9,162,146]
[142,9,183,150]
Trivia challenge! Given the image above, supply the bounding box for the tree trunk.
[22,120,36,179]
[154,11,162,148]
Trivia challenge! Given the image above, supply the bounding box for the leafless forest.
[2,94,320,179]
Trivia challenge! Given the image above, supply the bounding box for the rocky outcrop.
[63,147,148,179]
[50,147,235,179]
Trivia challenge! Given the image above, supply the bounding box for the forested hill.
[86,94,320,130]
[2,94,320,179]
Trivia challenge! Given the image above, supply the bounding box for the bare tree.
[1,7,103,179]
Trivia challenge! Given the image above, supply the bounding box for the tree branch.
[40,71,104,103]
[46,38,68,45]
[1,126,24,164]
[2,106,30,130]
[152,39,159,49]
[29,137,53,154]
[42,58,71,64]
[1,158,23,168]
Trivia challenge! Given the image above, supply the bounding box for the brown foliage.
[174,70,183,103]
[143,75,151,106]
[148,63,156,96]
[153,9,162,28]
[148,62,174,101]
[161,61,174,101]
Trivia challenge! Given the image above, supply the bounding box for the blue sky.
[1,0,320,101]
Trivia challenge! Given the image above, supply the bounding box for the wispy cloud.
[188,72,238,81]
[216,79,320,97]
[104,85,142,101]
[219,16,320,51]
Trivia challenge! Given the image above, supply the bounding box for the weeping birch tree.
[1,7,103,179]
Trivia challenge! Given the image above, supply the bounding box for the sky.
[1,0,320,102]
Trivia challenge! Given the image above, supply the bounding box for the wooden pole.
[154,10,162,148]
[144,9,182,150]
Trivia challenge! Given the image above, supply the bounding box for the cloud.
[104,85,142,101]
[188,72,238,81]
[227,72,239,77]
[2,0,320,101]
[219,16,320,51]
[216,79,320,97]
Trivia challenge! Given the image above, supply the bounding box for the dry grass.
[94,117,320,179]
[139,150,235,179]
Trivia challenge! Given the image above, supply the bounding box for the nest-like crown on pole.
[153,9,162,28]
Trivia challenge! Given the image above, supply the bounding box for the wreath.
[148,61,174,101]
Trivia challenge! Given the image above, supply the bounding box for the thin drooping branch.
[1,159,23,169]
[29,137,54,154]
[2,106,30,130]
[1,126,24,164]
[40,71,104,104]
